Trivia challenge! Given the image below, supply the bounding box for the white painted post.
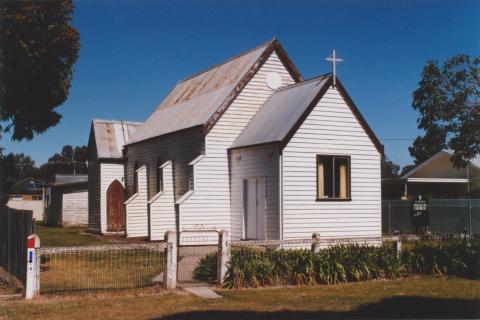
[396,237,402,259]
[164,230,177,289]
[25,234,40,300]
[311,233,321,253]
[217,230,230,285]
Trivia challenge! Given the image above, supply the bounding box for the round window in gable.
[266,72,283,89]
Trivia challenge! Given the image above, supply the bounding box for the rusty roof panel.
[93,119,143,159]
[129,41,273,144]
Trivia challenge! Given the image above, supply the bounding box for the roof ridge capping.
[93,119,143,125]
[176,38,278,85]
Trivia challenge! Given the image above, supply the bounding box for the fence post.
[217,230,230,285]
[396,236,402,259]
[164,230,177,289]
[25,234,40,300]
[388,201,391,234]
[311,233,321,253]
[469,199,472,237]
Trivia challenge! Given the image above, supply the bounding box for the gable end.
[335,79,384,155]
[203,39,303,134]
[280,76,384,155]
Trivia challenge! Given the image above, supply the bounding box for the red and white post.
[25,234,40,300]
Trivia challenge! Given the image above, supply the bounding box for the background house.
[87,119,142,234]
[399,150,479,199]
[44,174,88,226]
[6,178,45,220]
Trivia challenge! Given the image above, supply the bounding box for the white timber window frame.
[316,155,351,201]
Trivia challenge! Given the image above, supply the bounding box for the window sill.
[316,198,352,202]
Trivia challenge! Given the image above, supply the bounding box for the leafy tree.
[381,156,400,178]
[1,153,39,202]
[410,54,480,167]
[38,145,87,182]
[0,0,80,140]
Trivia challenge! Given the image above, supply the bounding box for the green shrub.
[401,239,479,278]
[193,252,218,282]
[222,239,479,289]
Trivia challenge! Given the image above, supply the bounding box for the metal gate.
[177,230,219,284]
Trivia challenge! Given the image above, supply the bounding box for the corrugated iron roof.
[92,119,143,159]
[53,174,88,186]
[233,75,331,148]
[128,40,276,144]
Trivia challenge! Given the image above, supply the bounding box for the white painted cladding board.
[230,145,280,240]
[6,199,44,220]
[126,166,148,237]
[178,51,295,239]
[282,88,382,239]
[62,190,88,225]
[100,163,125,233]
[149,162,175,241]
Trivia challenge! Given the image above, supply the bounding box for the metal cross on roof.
[325,49,343,87]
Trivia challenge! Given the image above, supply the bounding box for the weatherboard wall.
[62,189,89,226]
[178,51,295,239]
[282,87,382,239]
[149,161,176,241]
[125,166,148,238]
[87,130,101,232]
[124,127,204,202]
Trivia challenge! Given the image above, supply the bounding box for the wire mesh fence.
[38,243,166,294]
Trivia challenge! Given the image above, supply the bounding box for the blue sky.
[2,0,479,168]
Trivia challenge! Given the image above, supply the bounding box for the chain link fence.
[37,243,166,294]
[382,199,480,235]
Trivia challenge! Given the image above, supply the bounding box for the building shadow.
[155,296,480,320]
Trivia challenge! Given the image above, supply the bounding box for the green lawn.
[1,276,479,319]
[34,224,114,247]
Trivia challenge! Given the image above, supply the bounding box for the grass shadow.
[155,296,480,319]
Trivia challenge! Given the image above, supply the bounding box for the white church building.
[88,39,383,241]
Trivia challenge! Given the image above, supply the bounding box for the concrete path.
[183,286,222,299]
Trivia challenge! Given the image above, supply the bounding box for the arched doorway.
[106,180,125,232]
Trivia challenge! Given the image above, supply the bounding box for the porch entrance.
[244,177,266,240]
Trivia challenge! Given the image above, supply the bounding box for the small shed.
[6,178,45,220]
[44,174,89,226]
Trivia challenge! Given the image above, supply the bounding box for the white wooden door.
[244,177,266,240]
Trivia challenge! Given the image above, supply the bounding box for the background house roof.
[9,178,45,195]
[401,150,480,180]
[128,39,302,145]
[52,174,88,186]
[92,119,143,159]
[233,75,331,148]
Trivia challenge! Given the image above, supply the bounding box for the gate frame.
[176,229,224,285]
